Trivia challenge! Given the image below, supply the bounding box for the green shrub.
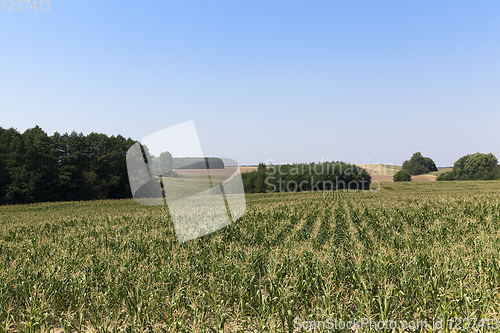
[393,170,412,182]
[436,171,456,181]
[453,152,497,179]
[438,153,500,181]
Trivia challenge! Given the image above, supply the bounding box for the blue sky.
[1,1,499,166]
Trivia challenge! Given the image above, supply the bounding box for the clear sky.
[1,1,499,166]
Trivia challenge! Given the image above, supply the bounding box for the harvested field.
[237,166,258,173]
[357,164,441,182]
[173,166,257,178]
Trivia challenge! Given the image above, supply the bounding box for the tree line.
[242,162,372,193]
[0,126,136,205]
[397,151,500,182]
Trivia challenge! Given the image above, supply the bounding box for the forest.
[0,126,136,205]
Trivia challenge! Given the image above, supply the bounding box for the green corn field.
[1,181,500,332]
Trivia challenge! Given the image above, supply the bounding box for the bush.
[436,171,456,181]
[402,152,438,175]
[438,152,500,181]
[453,152,497,179]
[394,170,412,182]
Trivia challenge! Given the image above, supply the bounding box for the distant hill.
[356,164,450,182]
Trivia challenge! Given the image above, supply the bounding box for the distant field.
[2,181,500,331]
[238,166,258,173]
[356,164,406,182]
[357,164,453,182]
[356,164,401,176]
[429,167,453,176]
[173,166,257,178]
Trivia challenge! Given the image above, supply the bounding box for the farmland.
[357,164,455,182]
[1,181,500,332]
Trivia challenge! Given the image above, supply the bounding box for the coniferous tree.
[0,127,137,204]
